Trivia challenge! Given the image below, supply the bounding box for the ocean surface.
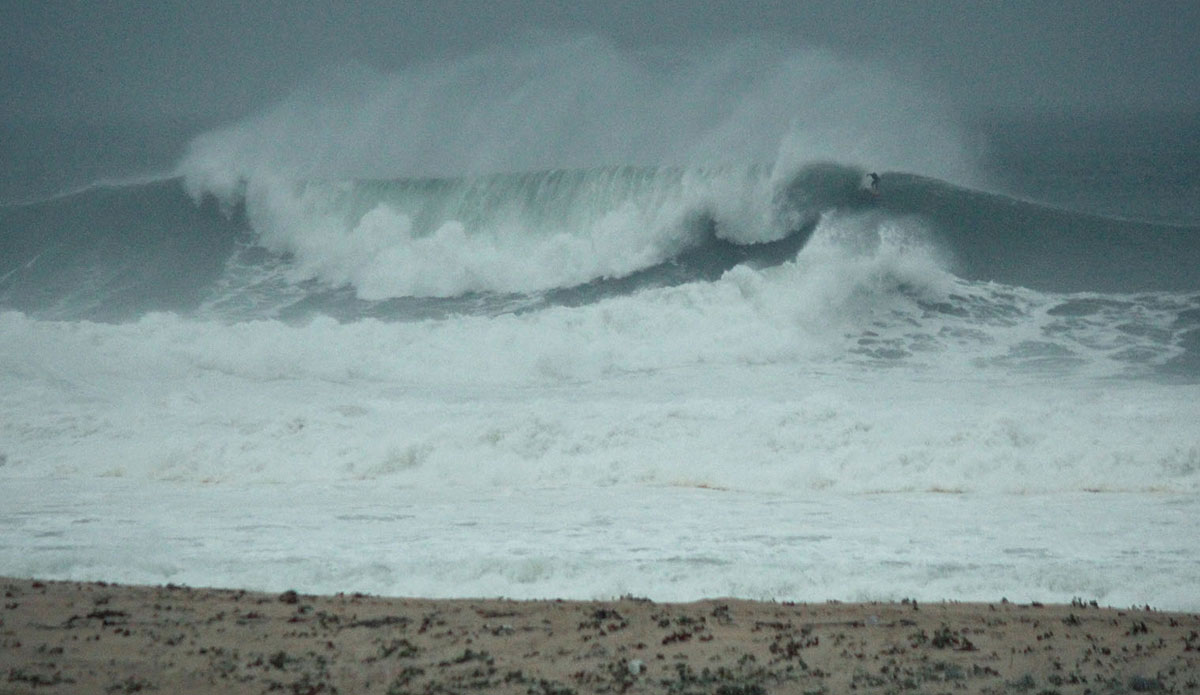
[2,43,1199,608]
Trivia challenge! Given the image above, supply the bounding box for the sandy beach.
[1,577,1197,694]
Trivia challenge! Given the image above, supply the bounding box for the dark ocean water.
[0,116,207,206]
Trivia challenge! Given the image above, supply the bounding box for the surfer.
[867,172,880,196]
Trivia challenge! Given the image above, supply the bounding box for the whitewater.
[2,38,1199,609]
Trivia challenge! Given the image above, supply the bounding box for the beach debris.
[3,578,1198,694]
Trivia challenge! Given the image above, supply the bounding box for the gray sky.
[3,0,1199,128]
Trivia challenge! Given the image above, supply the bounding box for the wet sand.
[1,577,1197,694]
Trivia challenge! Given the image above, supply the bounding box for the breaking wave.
[3,163,1198,321]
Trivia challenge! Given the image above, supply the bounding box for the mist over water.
[3,35,1200,607]
[179,37,979,193]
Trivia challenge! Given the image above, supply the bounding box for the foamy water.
[4,242,1199,606]
[2,37,1199,608]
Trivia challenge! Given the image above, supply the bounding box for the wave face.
[0,179,246,321]
[878,174,1200,292]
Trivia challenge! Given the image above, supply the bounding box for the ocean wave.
[3,163,1198,324]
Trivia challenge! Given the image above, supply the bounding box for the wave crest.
[225,164,865,299]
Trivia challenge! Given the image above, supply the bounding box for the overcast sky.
[3,0,1199,128]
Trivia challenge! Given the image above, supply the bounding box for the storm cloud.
[4,0,1198,125]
